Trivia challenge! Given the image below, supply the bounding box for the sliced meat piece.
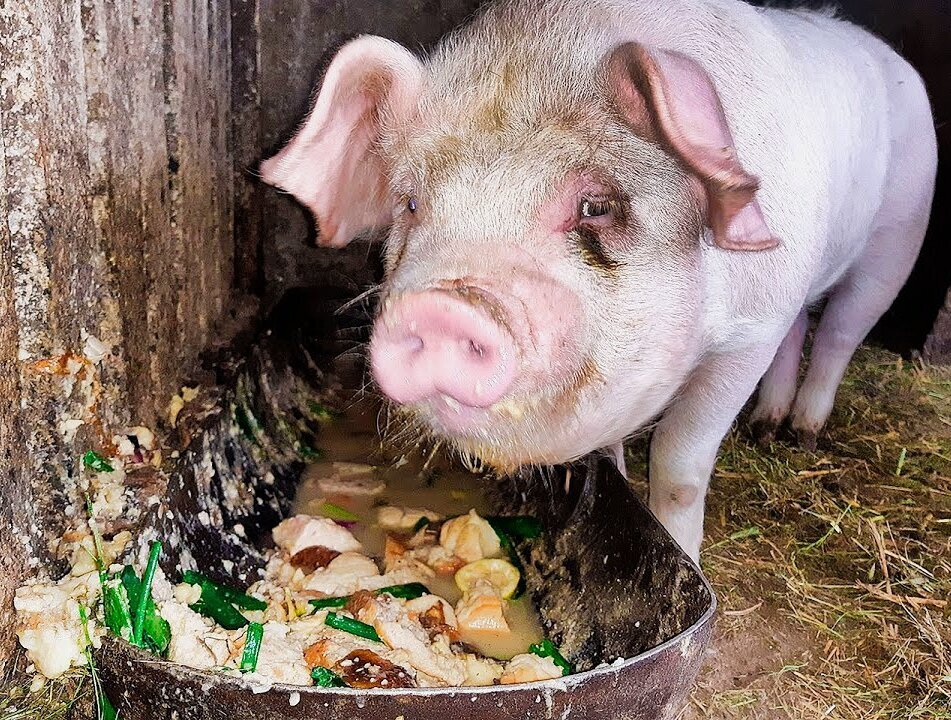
[335,649,417,689]
[418,545,466,575]
[500,653,564,685]
[439,510,501,563]
[361,595,467,686]
[160,601,230,671]
[384,535,407,568]
[376,505,442,531]
[302,629,387,668]
[462,653,504,686]
[455,581,511,644]
[302,552,380,596]
[250,621,312,685]
[345,590,378,618]
[290,545,340,573]
[316,462,385,496]
[272,515,362,556]
[406,595,459,642]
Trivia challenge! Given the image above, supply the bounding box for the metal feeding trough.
[96,287,716,720]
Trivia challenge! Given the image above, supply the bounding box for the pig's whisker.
[336,284,383,315]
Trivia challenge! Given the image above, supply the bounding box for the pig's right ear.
[259,36,423,248]
[606,42,778,252]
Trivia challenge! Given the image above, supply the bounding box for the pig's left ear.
[259,36,423,248]
[606,42,778,251]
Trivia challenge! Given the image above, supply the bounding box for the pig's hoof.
[750,418,779,447]
[794,428,819,452]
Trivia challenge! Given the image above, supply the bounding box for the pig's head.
[261,24,775,471]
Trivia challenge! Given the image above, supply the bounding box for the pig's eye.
[407,196,418,214]
[580,198,611,219]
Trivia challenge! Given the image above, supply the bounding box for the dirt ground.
[3,345,949,720]
[628,346,950,720]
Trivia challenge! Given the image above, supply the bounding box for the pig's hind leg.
[789,136,936,447]
[749,311,809,444]
[789,220,929,448]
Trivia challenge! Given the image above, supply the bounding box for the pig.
[260,0,937,561]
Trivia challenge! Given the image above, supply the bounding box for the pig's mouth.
[385,357,603,474]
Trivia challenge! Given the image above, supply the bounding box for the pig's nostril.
[467,340,486,359]
[401,335,424,354]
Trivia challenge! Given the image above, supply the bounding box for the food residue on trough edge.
[13,397,573,696]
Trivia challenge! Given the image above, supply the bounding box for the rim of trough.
[105,561,716,697]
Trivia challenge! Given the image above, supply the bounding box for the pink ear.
[607,42,778,251]
[259,36,423,248]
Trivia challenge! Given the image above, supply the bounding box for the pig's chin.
[408,394,579,473]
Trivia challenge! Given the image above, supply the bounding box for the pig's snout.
[370,289,517,410]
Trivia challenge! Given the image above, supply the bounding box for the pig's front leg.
[648,344,781,561]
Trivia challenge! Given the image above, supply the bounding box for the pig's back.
[750,6,929,301]
[603,0,927,320]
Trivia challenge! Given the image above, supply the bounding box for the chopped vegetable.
[455,558,521,599]
[120,566,171,654]
[132,541,162,646]
[240,622,264,673]
[298,443,323,460]
[79,605,118,720]
[309,596,348,612]
[529,639,573,676]
[490,528,527,599]
[487,516,543,540]
[309,582,430,614]
[324,612,381,643]
[234,403,260,442]
[317,501,360,522]
[182,571,267,610]
[82,450,114,473]
[308,402,340,422]
[376,582,429,600]
[312,666,348,687]
[101,577,134,642]
[411,516,431,533]
[84,494,107,578]
[183,573,251,630]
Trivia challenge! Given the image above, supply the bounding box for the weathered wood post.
[0,0,235,665]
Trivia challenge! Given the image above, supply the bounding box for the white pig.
[260,0,937,560]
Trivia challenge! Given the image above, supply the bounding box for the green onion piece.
[309,582,431,614]
[325,612,381,643]
[298,443,323,461]
[377,582,429,600]
[234,403,260,442]
[82,450,114,473]
[411,516,431,533]
[493,528,527,599]
[102,578,134,642]
[182,571,267,611]
[79,605,118,720]
[132,541,162,646]
[317,501,360,522]
[488,516,543,540]
[309,596,348,612]
[311,666,347,687]
[240,622,264,673]
[184,575,249,630]
[120,566,171,654]
[308,402,340,422]
[529,638,573,676]
[84,494,107,580]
